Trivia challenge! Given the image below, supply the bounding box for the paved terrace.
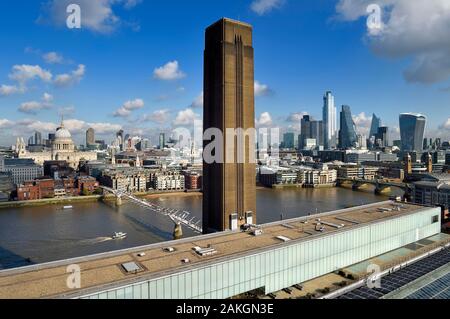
[0,201,431,299]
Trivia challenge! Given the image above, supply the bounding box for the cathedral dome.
[55,123,72,140]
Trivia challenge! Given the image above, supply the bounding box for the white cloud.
[153,61,186,81]
[123,98,144,110]
[256,112,273,127]
[43,93,53,103]
[190,92,203,108]
[40,0,141,34]
[352,112,372,136]
[142,109,170,124]
[9,64,52,84]
[251,0,285,15]
[336,0,450,83]
[440,118,450,130]
[17,119,59,133]
[173,108,199,126]
[58,106,76,116]
[43,52,64,64]
[18,93,54,115]
[286,112,308,123]
[54,64,86,87]
[18,102,51,115]
[0,85,24,97]
[0,119,14,128]
[123,0,142,9]
[254,81,272,97]
[113,98,145,117]
[88,122,122,134]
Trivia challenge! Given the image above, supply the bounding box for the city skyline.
[1,0,450,147]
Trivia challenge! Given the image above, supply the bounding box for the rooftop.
[4,158,39,167]
[0,201,435,299]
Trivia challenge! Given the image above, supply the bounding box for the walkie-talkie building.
[399,113,426,152]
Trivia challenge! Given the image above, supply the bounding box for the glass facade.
[282,133,295,149]
[399,113,426,152]
[79,207,441,300]
[323,91,337,149]
[339,105,358,149]
[369,114,381,138]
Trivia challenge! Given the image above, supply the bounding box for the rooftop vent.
[275,236,291,242]
[193,246,217,257]
[121,261,143,274]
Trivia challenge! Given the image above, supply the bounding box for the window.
[432,215,439,224]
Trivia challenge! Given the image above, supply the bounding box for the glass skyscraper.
[369,113,381,138]
[322,91,337,149]
[338,105,358,149]
[283,132,295,149]
[399,113,426,152]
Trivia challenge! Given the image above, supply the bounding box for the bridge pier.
[116,196,123,206]
[173,223,183,240]
[375,186,391,195]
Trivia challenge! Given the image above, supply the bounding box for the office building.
[375,126,389,147]
[298,168,337,187]
[357,134,367,149]
[336,165,379,180]
[86,128,95,147]
[1,158,44,185]
[100,168,148,193]
[203,18,256,232]
[150,171,185,191]
[399,113,426,152]
[34,131,42,146]
[369,114,381,138]
[159,133,165,150]
[323,91,337,149]
[283,132,295,149]
[413,181,450,209]
[299,115,323,149]
[338,105,358,149]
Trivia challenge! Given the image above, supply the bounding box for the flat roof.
[0,201,436,299]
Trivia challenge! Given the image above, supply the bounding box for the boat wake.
[78,237,114,245]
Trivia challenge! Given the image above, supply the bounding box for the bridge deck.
[0,201,428,299]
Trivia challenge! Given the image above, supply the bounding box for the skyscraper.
[203,18,256,233]
[283,132,295,149]
[369,113,381,138]
[300,115,311,149]
[399,113,426,152]
[34,131,42,146]
[323,91,337,149]
[338,105,358,149]
[86,128,95,146]
[159,133,165,150]
[310,120,324,148]
[300,115,323,149]
[375,126,389,147]
[116,130,124,151]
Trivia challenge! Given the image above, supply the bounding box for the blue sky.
[0,0,449,146]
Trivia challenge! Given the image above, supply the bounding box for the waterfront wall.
[77,206,441,300]
[0,195,103,209]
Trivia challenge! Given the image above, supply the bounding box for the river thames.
[0,187,393,269]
